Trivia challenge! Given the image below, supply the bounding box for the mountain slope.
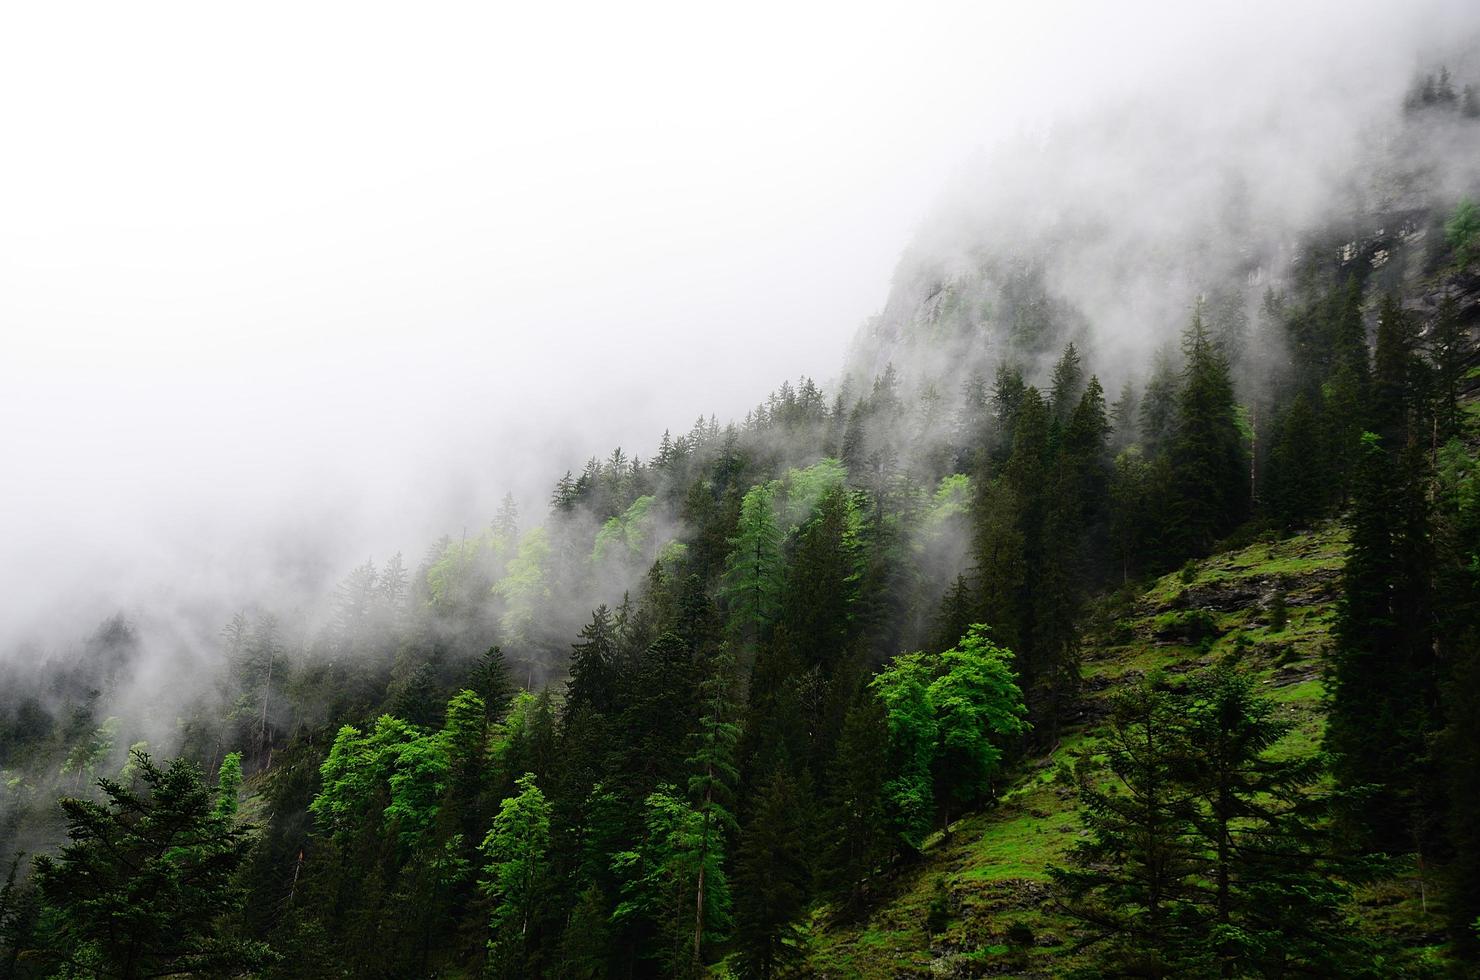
[800,522,1453,978]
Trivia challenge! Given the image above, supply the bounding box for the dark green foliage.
[824,694,890,907]
[1169,309,1247,555]
[29,752,272,979]
[1055,670,1373,977]
[733,769,811,978]
[1053,679,1201,975]
[1267,392,1326,528]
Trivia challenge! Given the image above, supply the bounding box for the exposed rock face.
[846,95,1480,414]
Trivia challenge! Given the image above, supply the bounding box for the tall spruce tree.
[732,768,812,979]
[1169,309,1246,556]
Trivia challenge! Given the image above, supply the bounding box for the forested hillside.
[3,65,1480,979]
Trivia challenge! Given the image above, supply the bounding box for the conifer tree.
[214,751,243,821]
[685,647,741,969]
[720,483,785,654]
[824,693,889,907]
[32,753,272,979]
[1169,309,1246,555]
[1049,341,1086,422]
[1181,668,1373,975]
[1267,392,1325,527]
[733,768,811,979]
[1052,679,1201,975]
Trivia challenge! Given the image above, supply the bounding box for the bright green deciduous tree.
[928,626,1029,828]
[480,772,551,975]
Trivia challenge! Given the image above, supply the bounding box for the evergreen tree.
[565,605,621,721]
[733,768,811,979]
[471,645,515,722]
[720,483,785,654]
[1052,679,1201,976]
[1181,668,1373,975]
[31,752,272,979]
[685,647,740,969]
[1169,309,1246,555]
[824,693,889,907]
[1267,392,1325,528]
[214,750,243,821]
[1138,346,1179,455]
[1049,341,1086,422]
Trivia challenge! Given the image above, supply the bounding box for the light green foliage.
[481,773,551,959]
[720,482,785,645]
[612,787,732,973]
[119,741,150,784]
[494,526,552,642]
[309,723,378,840]
[656,538,689,572]
[59,717,119,788]
[782,457,848,528]
[214,751,243,821]
[871,627,1028,849]
[929,627,1029,809]
[382,724,450,851]
[871,653,940,851]
[592,494,656,564]
[922,473,972,537]
[1447,197,1480,266]
[426,536,486,607]
[309,711,453,854]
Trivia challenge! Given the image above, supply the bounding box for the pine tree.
[1267,392,1325,528]
[824,693,889,907]
[1181,667,1373,975]
[1169,309,1246,556]
[1138,346,1179,455]
[685,647,740,969]
[1049,341,1086,422]
[990,362,1027,460]
[1052,679,1201,975]
[733,769,811,979]
[1327,301,1439,855]
[214,751,243,821]
[720,483,785,654]
[1430,294,1466,442]
[565,605,621,721]
[31,752,272,979]
[780,485,861,673]
[471,645,515,722]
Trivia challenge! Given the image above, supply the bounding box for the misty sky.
[1,0,1472,647]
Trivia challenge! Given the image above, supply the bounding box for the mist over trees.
[3,27,1480,980]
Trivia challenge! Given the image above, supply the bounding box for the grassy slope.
[800,522,1447,978]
